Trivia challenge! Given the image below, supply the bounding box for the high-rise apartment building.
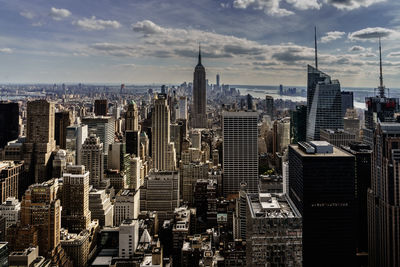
[368,123,400,266]
[94,99,108,116]
[89,189,113,227]
[344,109,360,141]
[288,141,356,266]
[0,161,23,203]
[222,111,258,196]
[81,116,114,155]
[7,179,70,266]
[125,100,139,132]
[55,111,72,149]
[140,171,179,221]
[182,162,208,205]
[192,47,207,128]
[246,193,302,266]
[290,105,307,143]
[306,65,343,141]
[62,165,91,233]
[23,100,56,183]
[119,219,139,258]
[320,128,356,147]
[177,96,188,121]
[0,102,19,149]
[114,189,140,227]
[265,95,274,119]
[341,142,371,262]
[0,197,20,228]
[151,94,176,171]
[81,134,104,188]
[341,91,354,117]
[66,124,88,165]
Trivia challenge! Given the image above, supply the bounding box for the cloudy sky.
[0,0,400,87]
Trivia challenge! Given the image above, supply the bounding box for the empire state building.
[192,46,207,128]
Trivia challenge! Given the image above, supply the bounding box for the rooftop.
[293,142,352,157]
[247,193,301,219]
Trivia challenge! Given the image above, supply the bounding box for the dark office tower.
[0,102,19,149]
[62,165,91,233]
[246,94,253,111]
[223,111,258,197]
[125,100,139,132]
[216,74,220,87]
[341,142,371,264]
[94,99,108,116]
[55,111,72,149]
[363,40,399,147]
[126,130,140,156]
[341,91,354,117]
[23,100,56,183]
[192,46,207,128]
[265,95,274,119]
[290,105,307,143]
[368,123,400,267]
[289,141,356,266]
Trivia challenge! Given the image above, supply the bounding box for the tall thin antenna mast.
[378,37,385,97]
[314,26,318,70]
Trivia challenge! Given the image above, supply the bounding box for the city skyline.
[0,0,399,87]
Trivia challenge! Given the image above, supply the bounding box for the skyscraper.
[81,134,104,188]
[265,95,274,119]
[8,179,70,265]
[23,100,56,183]
[216,74,220,88]
[125,100,139,132]
[151,94,176,171]
[222,111,258,196]
[306,65,343,141]
[341,142,371,263]
[62,165,91,233]
[0,102,19,149]
[55,111,72,149]
[290,105,307,143]
[341,91,354,117]
[288,141,356,266]
[94,99,108,116]
[81,116,114,155]
[192,46,207,128]
[306,30,343,141]
[363,39,399,147]
[368,123,400,266]
[0,161,23,203]
[246,193,302,266]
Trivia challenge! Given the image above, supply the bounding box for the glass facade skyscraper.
[306,65,343,141]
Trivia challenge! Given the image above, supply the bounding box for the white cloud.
[233,0,294,17]
[20,11,35,19]
[320,31,345,43]
[348,27,398,41]
[74,16,121,30]
[220,3,230,8]
[388,52,400,57]
[286,0,321,10]
[230,0,384,16]
[349,45,366,52]
[132,20,166,35]
[324,0,385,10]
[49,7,71,21]
[0,48,13,54]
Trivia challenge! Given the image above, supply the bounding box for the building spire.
[198,43,202,66]
[314,26,318,70]
[378,37,385,97]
